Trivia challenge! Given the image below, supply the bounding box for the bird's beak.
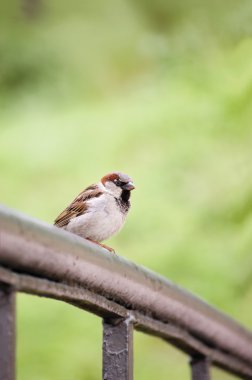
[122,181,135,191]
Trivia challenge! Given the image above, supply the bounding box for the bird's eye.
[114,179,122,186]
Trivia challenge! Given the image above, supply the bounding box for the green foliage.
[1,0,252,379]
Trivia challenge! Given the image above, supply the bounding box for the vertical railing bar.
[0,284,16,380]
[190,356,211,380]
[103,316,134,380]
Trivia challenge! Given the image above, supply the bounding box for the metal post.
[103,317,133,380]
[190,356,210,380]
[0,284,16,380]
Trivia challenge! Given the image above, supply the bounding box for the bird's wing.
[54,184,103,228]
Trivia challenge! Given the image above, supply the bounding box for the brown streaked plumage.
[54,185,102,228]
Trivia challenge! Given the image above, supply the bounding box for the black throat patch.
[115,190,131,213]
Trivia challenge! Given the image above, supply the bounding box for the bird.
[54,172,135,252]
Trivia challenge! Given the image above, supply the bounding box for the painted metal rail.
[0,204,252,380]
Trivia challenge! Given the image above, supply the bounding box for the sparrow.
[54,172,135,252]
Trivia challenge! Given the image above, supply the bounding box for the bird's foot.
[86,238,115,254]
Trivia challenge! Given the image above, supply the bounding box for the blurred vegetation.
[1,0,252,379]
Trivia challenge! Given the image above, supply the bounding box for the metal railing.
[0,204,252,380]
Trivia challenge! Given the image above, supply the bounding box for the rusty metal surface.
[0,205,252,378]
[0,285,15,380]
[190,356,210,380]
[103,318,133,380]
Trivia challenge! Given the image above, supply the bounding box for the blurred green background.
[1,0,252,379]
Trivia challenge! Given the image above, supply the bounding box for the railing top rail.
[0,204,252,378]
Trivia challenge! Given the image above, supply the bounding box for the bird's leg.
[98,242,116,254]
[86,238,115,253]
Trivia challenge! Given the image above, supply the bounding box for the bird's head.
[101,172,135,200]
